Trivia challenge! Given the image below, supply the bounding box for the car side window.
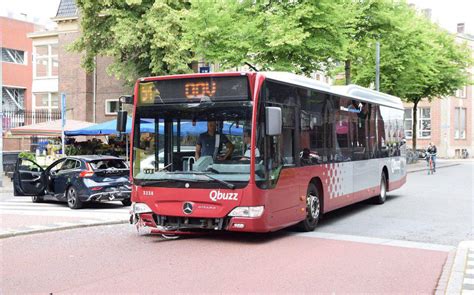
[61,159,79,171]
[49,159,66,173]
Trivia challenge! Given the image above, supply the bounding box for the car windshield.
[132,101,264,186]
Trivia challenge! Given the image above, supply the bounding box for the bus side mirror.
[265,107,282,136]
[117,110,128,133]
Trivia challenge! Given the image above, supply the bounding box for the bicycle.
[426,153,436,175]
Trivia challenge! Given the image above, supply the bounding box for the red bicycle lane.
[1,224,449,294]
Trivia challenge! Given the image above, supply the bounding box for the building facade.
[403,27,473,158]
[27,30,59,117]
[52,0,131,124]
[1,17,36,115]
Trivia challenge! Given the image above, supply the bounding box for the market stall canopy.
[66,118,243,137]
[10,119,95,137]
[65,117,146,136]
[65,117,183,136]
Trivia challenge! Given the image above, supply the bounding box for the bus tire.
[373,172,387,204]
[297,183,321,232]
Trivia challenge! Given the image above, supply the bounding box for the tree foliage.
[72,0,193,83]
[349,1,472,149]
[73,0,472,150]
[185,0,354,75]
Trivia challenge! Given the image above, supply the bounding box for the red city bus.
[125,72,406,237]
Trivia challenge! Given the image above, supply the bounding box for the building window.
[404,107,431,139]
[34,44,58,78]
[404,108,412,138]
[2,87,25,111]
[33,92,59,112]
[456,86,466,98]
[105,99,119,115]
[419,107,431,138]
[1,48,26,65]
[454,107,467,139]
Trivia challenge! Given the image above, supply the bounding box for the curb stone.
[445,241,474,294]
[0,219,128,239]
[435,249,457,294]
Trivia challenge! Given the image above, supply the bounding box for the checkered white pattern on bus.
[323,163,345,199]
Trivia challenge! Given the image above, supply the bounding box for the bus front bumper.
[131,212,270,235]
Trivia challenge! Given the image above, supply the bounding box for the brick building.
[52,0,131,124]
[403,26,473,158]
[1,17,37,114]
[1,17,44,151]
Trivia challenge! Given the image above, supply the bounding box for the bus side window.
[368,104,376,159]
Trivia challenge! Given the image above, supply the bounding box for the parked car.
[13,155,131,209]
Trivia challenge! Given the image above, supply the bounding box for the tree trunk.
[412,99,419,151]
[345,59,351,85]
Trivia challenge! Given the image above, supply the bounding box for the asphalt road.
[316,161,473,246]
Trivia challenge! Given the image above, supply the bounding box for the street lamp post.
[376,41,380,91]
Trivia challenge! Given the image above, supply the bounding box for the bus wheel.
[298,183,321,232]
[373,173,387,204]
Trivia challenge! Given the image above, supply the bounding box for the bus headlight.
[228,206,264,218]
[132,203,153,214]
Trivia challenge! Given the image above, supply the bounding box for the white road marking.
[298,231,454,252]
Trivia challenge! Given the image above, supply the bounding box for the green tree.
[72,0,192,84]
[350,2,472,150]
[184,0,354,75]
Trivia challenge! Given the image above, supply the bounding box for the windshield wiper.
[200,173,235,189]
[165,171,235,189]
[137,178,203,186]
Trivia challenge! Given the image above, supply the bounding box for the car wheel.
[297,183,321,232]
[32,196,44,203]
[122,199,132,206]
[373,173,387,204]
[67,186,83,209]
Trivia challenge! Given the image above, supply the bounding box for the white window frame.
[404,108,413,138]
[33,43,58,79]
[1,47,27,65]
[105,99,120,115]
[404,107,431,139]
[454,107,467,140]
[33,92,59,112]
[456,86,466,99]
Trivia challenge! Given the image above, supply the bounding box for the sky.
[0,0,473,33]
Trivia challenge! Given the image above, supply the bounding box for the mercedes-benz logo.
[183,202,193,215]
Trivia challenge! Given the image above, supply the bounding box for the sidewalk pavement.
[407,158,464,173]
[1,175,13,193]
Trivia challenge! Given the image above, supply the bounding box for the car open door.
[13,158,47,196]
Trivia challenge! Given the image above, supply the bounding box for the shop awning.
[65,118,244,136]
[10,119,96,137]
[65,117,132,136]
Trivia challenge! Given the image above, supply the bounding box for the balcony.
[2,110,62,131]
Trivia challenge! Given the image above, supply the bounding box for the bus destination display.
[139,76,249,105]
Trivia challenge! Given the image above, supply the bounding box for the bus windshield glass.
[132,100,264,187]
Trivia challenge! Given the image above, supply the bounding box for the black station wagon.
[13,155,131,209]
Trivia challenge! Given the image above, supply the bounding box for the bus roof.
[261,72,403,110]
[332,85,403,110]
[137,71,403,110]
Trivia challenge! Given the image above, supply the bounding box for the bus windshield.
[132,101,264,187]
